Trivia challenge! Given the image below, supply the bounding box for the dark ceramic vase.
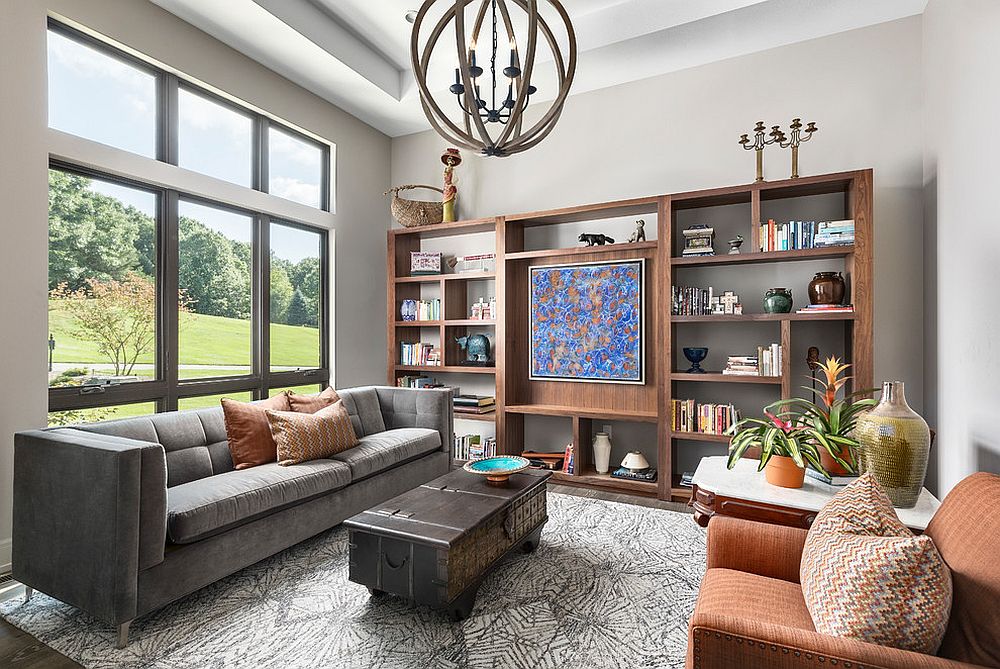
[763,288,793,314]
[682,347,708,373]
[808,272,846,305]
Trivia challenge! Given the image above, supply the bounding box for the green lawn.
[49,300,320,368]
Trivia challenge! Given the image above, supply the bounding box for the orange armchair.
[687,472,1000,669]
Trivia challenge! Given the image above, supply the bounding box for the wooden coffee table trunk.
[344,468,550,620]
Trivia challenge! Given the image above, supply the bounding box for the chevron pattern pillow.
[266,400,358,466]
[800,473,952,654]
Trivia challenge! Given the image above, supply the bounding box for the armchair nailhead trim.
[691,627,870,669]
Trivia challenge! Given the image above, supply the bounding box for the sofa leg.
[116,621,131,649]
[23,586,33,603]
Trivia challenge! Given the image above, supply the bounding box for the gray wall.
[392,18,927,475]
[0,0,391,569]
[922,0,1000,494]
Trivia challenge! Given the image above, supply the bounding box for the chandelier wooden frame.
[410,0,577,157]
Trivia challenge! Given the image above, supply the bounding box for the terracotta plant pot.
[764,455,806,488]
[819,443,855,476]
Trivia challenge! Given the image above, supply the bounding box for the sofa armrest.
[688,613,989,669]
[13,428,167,625]
[375,387,453,454]
[706,516,807,583]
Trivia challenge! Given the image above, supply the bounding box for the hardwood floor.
[0,483,693,667]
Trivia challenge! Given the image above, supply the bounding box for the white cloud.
[48,31,152,93]
[269,127,322,168]
[178,88,251,140]
[270,176,321,208]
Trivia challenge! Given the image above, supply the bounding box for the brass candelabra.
[739,121,786,182]
[780,118,818,179]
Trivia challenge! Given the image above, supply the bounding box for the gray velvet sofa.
[12,386,452,647]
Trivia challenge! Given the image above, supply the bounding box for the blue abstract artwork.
[529,260,644,383]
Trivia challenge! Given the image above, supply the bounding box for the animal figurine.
[578,233,615,246]
[628,220,646,243]
[728,234,744,255]
[455,334,492,364]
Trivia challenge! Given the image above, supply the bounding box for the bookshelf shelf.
[671,246,853,267]
[670,372,782,385]
[388,169,873,503]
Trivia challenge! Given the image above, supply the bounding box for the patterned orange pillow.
[800,473,952,654]
[287,386,340,414]
[265,400,358,466]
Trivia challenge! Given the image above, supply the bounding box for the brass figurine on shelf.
[727,234,744,255]
[780,118,818,179]
[739,121,786,182]
[628,219,646,243]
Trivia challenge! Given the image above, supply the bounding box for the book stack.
[396,375,438,388]
[671,399,740,435]
[757,343,782,376]
[453,394,495,415]
[679,471,695,488]
[805,467,858,486]
[413,299,441,321]
[758,219,855,252]
[453,434,496,461]
[672,286,713,315]
[400,342,440,366]
[522,450,565,471]
[611,466,657,482]
[796,304,855,315]
[722,355,760,376]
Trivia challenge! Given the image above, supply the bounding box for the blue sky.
[48,29,324,263]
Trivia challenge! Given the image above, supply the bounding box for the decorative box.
[410,251,442,276]
[453,253,496,274]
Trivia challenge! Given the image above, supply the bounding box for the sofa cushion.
[166,459,351,544]
[694,568,815,632]
[337,387,386,437]
[288,386,341,414]
[800,473,952,655]
[331,427,440,481]
[267,401,358,466]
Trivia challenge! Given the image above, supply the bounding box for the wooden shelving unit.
[388,170,874,502]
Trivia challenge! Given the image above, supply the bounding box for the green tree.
[286,288,310,326]
[178,217,251,319]
[48,169,153,289]
[290,256,320,326]
[270,263,293,324]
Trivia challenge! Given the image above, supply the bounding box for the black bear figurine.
[578,233,615,246]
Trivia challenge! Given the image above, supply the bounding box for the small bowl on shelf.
[463,456,531,486]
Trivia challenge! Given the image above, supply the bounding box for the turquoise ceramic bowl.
[464,456,531,484]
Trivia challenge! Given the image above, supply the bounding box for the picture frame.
[528,259,645,384]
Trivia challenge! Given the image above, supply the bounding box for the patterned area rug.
[1,492,706,669]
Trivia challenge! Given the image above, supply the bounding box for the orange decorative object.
[764,454,806,488]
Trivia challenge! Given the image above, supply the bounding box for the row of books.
[796,304,855,314]
[671,399,740,435]
[722,344,783,377]
[454,434,497,461]
[410,299,441,322]
[758,219,855,252]
[672,286,728,315]
[400,342,441,366]
[453,394,495,415]
[395,375,439,388]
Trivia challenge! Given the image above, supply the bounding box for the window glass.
[48,402,157,427]
[268,126,324,208]
[48,169,157,388]
[270,222,322,370]
[177,391,252,411]
[178,88,253,187]
[47,29,156,157]
[178,200,253,378]
[268,384,322,398]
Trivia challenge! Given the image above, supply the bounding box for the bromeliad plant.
[726,357,877,475]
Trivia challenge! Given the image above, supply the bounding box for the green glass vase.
[855,381,930,508]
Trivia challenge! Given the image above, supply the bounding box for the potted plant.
[726,357,876,488]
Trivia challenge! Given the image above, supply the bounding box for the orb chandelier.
[409,0,577,157]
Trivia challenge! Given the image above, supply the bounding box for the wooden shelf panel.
[444,319,495,326]
[550,469,659,495]
[671,475,694,502]
[672,313,856,323]
[671,432,730,443]
[505,403,658,422]
[390,218,496,238]
[504,241,658,262]
[394,365,496,374]
[394,272,495,283]
[671,246,853,267]
[670,372,782,385]
[454,411,496,422]
[395,320,442,327]
[506,196,660,226]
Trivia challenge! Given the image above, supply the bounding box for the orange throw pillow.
[266,400,358,466]
[221,393,291,470]
[287,386,340,414]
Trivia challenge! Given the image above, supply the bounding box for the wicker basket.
[386,184,444,228]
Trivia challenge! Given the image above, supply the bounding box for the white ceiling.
[150,0,927,138]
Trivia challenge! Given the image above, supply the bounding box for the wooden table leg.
[520,526,544,553]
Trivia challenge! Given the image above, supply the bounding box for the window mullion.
[162,73,179,165]
[256,215,271,398]
[255,116,269,194]
[163,190,180,411]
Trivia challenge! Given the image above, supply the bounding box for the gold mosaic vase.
[856,381,930,508]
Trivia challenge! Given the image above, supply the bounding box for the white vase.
[593,433,612,474]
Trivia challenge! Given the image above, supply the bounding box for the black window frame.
[46,18,333,212]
